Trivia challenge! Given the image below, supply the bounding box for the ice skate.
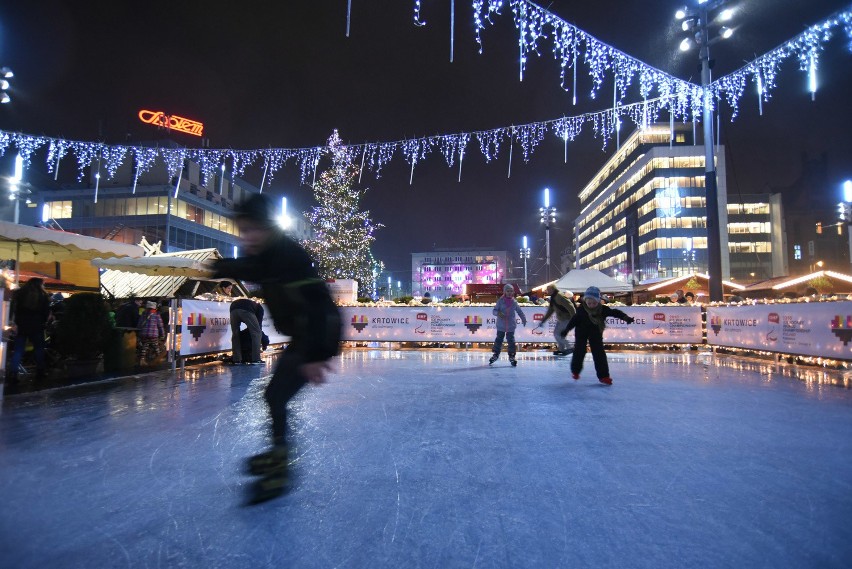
[598,377,613,385]
[246,445,288,476]
[489,354,498,365]
[248,469,290,505]
[572,373,580,380]
[509,356,517,367]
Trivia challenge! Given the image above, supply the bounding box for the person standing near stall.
[136,301,165,365]
[229,296,264,365]
[6,278,51,385]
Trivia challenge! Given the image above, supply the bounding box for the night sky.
[1,0,850,283]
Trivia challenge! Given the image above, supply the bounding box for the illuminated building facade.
[573,125,730,282]
[411,249,507,299]
[726,194,787,281]
[33,143,310,255]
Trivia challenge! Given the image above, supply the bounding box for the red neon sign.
[138,109,204,137]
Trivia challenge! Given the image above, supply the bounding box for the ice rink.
[1,349,851,569]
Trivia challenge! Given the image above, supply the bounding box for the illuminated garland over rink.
[0,2,850,194]
[0,96,673,192]
[448,0,852,118]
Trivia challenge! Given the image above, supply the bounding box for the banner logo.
[416,313,428,321]
[138,109,204,137]
[709,315,722,335]
[768,313,780,324]
[186,313,207,341]
[533,313,545,322]
[351,315,369,332]
[830,315,852,345]
[653,313,666,322]
[464,315,482,333]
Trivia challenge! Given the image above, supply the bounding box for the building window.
[794,244,802,260]
[46,201,73,219]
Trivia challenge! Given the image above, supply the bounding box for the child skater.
[561,286,634,385]
[489,284,527,367]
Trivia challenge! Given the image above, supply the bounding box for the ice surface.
[1,350,851,568]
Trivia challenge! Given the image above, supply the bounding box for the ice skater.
[489,284,526,367]
[214,194,342,504]
[536,284,576,356]
[561,286,634,385]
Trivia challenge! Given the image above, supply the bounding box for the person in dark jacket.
[537,284,576,355]
[213,194,341,504]
[229,297,264,365]
[561,285,634,385]
[7,278,51,383]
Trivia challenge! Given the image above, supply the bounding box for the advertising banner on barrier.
[706,301,852,360]
[339,305,702,344]
[180,300,289,356]
[596,306,703,344]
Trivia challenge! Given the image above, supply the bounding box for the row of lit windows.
[579,235,626,266]
[577,162,706,243]
[636,195,706,218]
[421,264,495,273]
[44,197,238,236]
[728,222,770,234]
[638,236,708,255]
[727,203,770,215]
[580,148,703,205]
[587,252,628,272]
[579,128,688,202]
[577,226,613,255]
[729,242,772,253]
[422,256,495,264]
[638,216,706,236]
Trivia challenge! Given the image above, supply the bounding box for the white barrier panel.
[339,306,702,344]
[706,301,852,360]
[180,300,290,356]
[341,306,549,342]
[598,306,703,344]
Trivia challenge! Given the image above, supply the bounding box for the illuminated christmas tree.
[304,130,383,297]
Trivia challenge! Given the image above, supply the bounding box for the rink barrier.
[167,300,852,366]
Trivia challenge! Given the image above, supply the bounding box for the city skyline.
[0,0,850,283]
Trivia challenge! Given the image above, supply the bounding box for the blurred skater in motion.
[537,284,576,356]
[214,194,342,504]
[489,284,526,367]
[561,286,634,385]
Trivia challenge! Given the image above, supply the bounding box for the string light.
[1,3,849,193]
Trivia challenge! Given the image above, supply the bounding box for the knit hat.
[584,286,601,301]
[145,301,157,309]
[233,194,277,226]
[503,284,514,294]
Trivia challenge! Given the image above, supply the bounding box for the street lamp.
[676,1,734,301]
[539,188,556,281]
[839,180,852,269]
[278,196,291,230]
[0,67,12,104]
[520,235,531,290]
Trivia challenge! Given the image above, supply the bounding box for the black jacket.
[230,298,264,322]
[214,233,341,362]
[11,288,50,334]
[561,304,633,338]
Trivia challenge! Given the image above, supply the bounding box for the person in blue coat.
[561,286,634,385]
[489,284,527,366]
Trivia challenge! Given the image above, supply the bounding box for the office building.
[411,249,507,299]
[726,193,787,280]
[574,124,730,282]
